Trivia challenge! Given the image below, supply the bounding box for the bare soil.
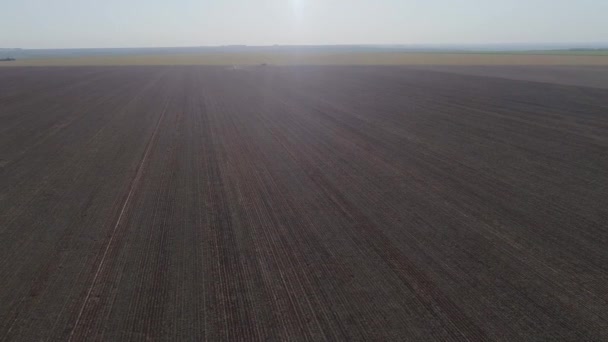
[409,65,608,89]
[1,66,608,341]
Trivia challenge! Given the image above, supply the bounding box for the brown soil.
[1,66,607,341]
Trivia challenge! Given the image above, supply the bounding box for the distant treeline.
[1,57,16,61]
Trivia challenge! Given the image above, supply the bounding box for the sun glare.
[290,0,304,16]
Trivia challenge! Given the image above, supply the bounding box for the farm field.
[2,51,608,67]
[409,65,608,89]
[1,65,608,340]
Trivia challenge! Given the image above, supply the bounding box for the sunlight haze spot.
[1,0,607,48]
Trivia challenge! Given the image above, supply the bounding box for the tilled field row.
[1,66,607,341]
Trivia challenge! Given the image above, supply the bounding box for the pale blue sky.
[2,0,608,49]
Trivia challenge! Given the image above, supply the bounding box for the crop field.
[3,51,608,67]
[1,66,608,340]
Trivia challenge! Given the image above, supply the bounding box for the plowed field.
[1,66,608,341]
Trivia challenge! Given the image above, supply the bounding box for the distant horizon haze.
[4,42,608,52]
[2,0,608,49]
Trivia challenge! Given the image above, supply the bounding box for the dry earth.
[1,66,608,341]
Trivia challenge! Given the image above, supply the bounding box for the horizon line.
[3,42,608,51]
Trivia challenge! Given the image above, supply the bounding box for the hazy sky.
[2,0,608,49]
